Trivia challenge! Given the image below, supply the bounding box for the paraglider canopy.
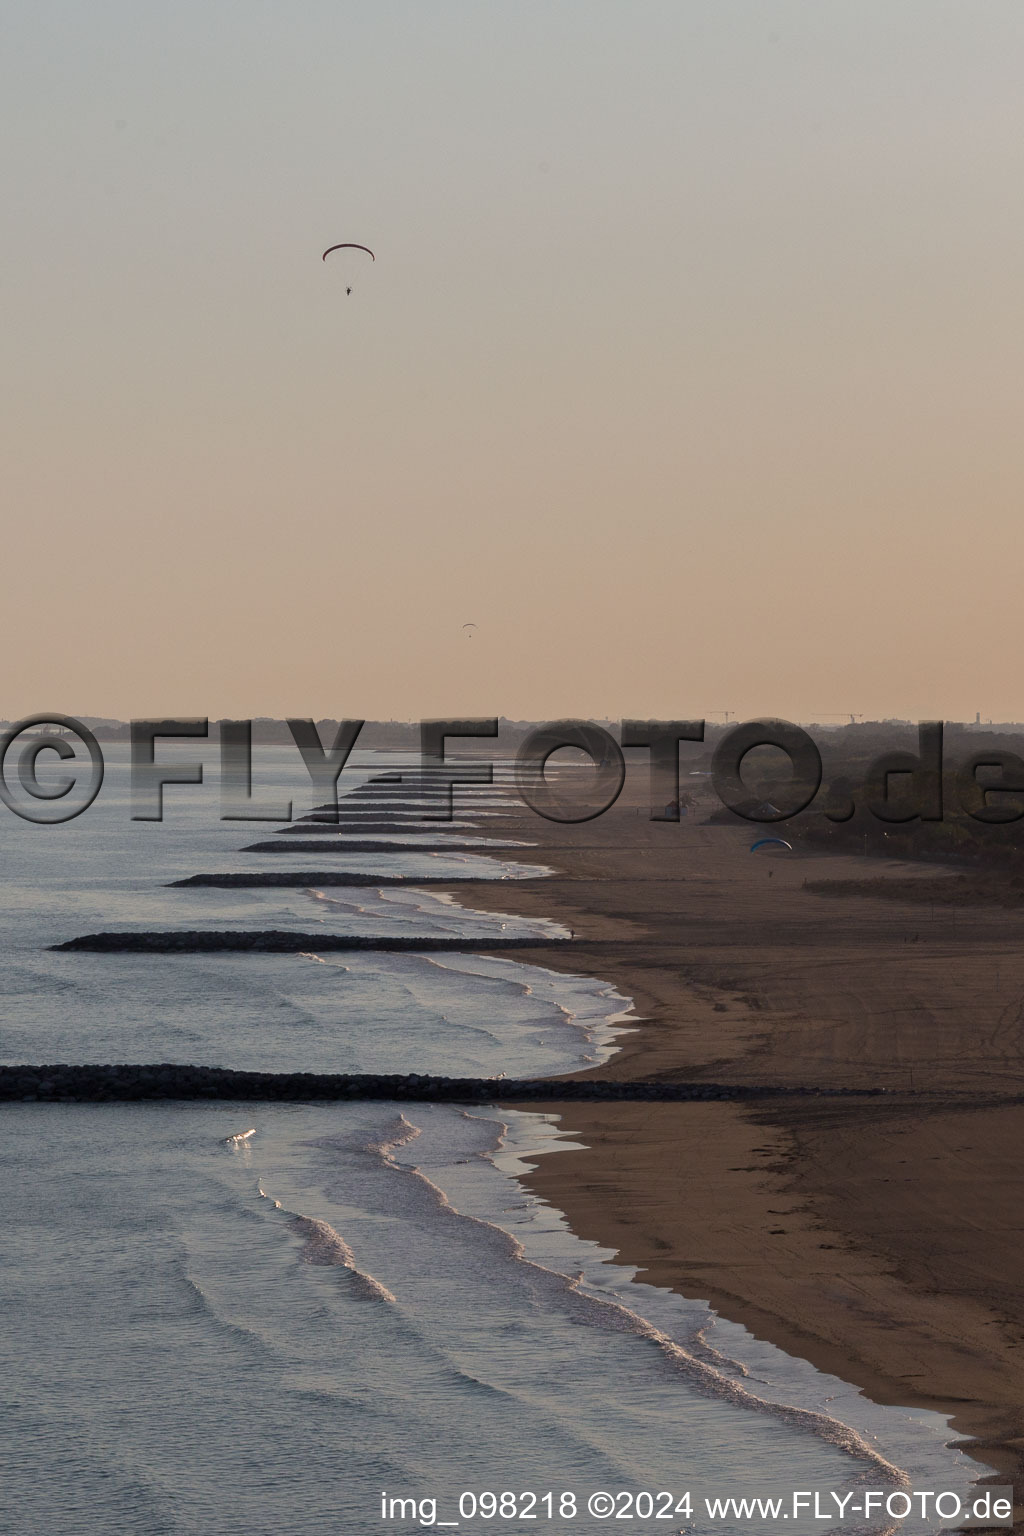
[750,837,793,853]
[462,622,478,637]
[322,243,375,262]
[322,243,375,295]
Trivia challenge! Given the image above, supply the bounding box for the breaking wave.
[256,1186,396,1303]
[368,1115,909,1490]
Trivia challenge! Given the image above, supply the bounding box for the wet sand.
[435,782,1024,1508]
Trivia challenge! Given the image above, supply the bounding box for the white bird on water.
[225,1128,256,1144]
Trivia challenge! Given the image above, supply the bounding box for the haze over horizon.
[5,2,1023,723]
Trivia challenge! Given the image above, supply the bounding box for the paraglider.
[322,243,375,295]
[322,243,375,261]
[750,837,793,853]
[462,623,478,638]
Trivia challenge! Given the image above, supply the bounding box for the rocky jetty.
[0,1063,893,1105]
[52,930,570,953]
[167,878,537,890]
[168,871,541,888]
[241,841,505,855]
[273,821,452,835]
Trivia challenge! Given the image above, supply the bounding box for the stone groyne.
[240,841,511,855]
[272,822,470,835]
[52,930,571,954]
[0,1063,897,1105]
[168,872,544,888]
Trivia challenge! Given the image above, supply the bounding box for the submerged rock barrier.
[0,1063,895,1105]
[52,930,570,953]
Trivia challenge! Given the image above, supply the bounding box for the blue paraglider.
[750,837,793,853]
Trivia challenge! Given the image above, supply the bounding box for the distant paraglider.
[750,837,793,853]
[322,242,375,262]
[462,623,478,638]
[322,243,375,296]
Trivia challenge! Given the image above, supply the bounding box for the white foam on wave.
[367,1112,910,1491]
[472,1107,988,1529]
[301,882,566,943]
[381,884,566,936]
[414,953,636,1065]
[365,1113,422,1159]
[256,1184,396,1303]
[296,950,351,971]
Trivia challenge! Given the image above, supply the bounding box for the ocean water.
[0,749,584,1074]
[0,747,988,1532]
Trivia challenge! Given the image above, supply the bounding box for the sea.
[0,746,992,1534]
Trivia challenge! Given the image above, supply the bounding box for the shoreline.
[433,786,1024,1510]
[20,765,1024,1507]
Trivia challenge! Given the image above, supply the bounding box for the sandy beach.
[441,780,1024,1510]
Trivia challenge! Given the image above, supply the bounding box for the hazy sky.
[5,1,1023,722]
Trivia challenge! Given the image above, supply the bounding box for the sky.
[4,1,1024,723]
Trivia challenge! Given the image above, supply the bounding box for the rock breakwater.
[0,1063,893,1105]
[52,930,572,954]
